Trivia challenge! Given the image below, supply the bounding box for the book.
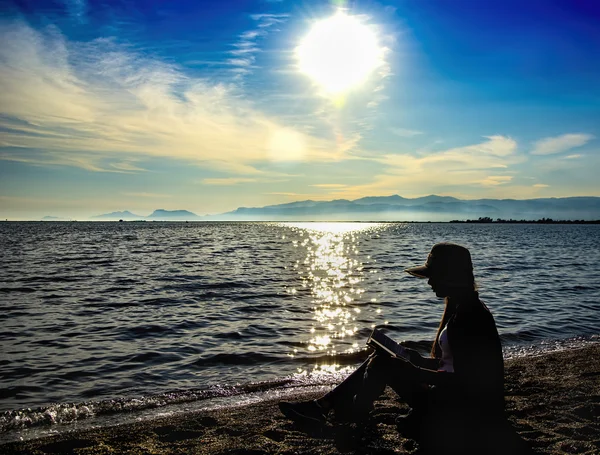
[366,328,411,361]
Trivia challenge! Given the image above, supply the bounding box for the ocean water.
[1,221,599,441]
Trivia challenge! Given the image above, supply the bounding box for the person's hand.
[368,352,409,369]
[401,346,423,365]
[385,354,420,372]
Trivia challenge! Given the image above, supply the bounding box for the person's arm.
[413,366,457,387]
[414,354,441,371]
[401,347,440,370]
[386,356,456,387]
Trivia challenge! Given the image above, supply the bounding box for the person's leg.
[388,372,429,411]
[349,354,392,414]
[316,354,374,411]
[280,353,423,425]
[355,356,431,423]
[278,353,375,425]
[324,354,426,418]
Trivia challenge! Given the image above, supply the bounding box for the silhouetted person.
[280,243,511,453]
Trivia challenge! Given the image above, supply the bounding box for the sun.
[296,11,384,95]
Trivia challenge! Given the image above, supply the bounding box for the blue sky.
[1,0,599,219]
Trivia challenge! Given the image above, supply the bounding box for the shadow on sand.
[292,409,533,455]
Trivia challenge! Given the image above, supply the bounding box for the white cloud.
[378,135,518,171]
[250,13,289,26]
[335,136,522,199]
[533,184,549,188]
[61,0,86,22]
[477,176,513,186]
[226,58,255,67]
[122,192,171,198]
[202,178,258,186]
[227,14,289,79]
[564,154,583,160]
[110,162,147,172]
[532,133,594,155]
[0,22,351,174]
[263,191,335,200]
[389,128,423,138]
[0,151,133,173]
[441,135,518,158]
[311,184,348,188]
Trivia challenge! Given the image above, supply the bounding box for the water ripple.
[0,221,598,416]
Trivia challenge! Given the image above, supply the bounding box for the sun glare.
[296,11,384,95]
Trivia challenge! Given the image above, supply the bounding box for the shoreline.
[2,344,599,454]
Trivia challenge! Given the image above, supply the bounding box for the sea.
[1,221,599,442]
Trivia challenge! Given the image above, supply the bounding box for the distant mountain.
[92,210,144,220]
[215,195,600,221]
[147,209,200,220]
[354,195,461,206]
[91,196,600,222]
[93,209,201,221]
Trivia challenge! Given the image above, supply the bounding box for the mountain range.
[91,209,197,220]
[83,195,600,221]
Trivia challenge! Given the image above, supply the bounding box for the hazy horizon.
[2,193,599,222]
[3,192,600,222]
[1,1,599,220]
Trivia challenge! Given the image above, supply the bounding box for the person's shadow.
[323,411,534,454]
[400,413,533,455]
[284,399,533,454]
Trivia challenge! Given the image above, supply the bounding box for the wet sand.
[3,344,599,454]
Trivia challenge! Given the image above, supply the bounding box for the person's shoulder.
[456,298,495,320]
[478,299,498,318]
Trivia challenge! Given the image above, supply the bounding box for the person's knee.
[363,354,391,386]
[366,353,390,371]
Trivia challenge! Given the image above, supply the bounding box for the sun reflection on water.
[281,222,385,374]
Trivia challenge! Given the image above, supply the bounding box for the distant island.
[82,195,600,222]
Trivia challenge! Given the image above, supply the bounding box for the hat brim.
[404,265,430,278]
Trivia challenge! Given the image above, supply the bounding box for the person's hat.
[404,242,473,284]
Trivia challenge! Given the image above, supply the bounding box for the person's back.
[448,295,505,418]
[419,294,506,454]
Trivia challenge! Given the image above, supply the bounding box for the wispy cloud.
[110,162,147,172]
[264,192,335,200]
[533,184,549,188]
[0,151,137,173]
[202,178,258,186]
[389,128,423,138]
[227,14,289,79]
[226,58,255,67]
[251,13,289,28]
[0,21,349,175]
[335,135,522,199]
[122,192,171,198]
[311,183,348,188]
[477,175,513,186]
[532,133,594,155]
[61,0,87,23]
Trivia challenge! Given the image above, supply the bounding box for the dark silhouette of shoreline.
[450,217,600,224]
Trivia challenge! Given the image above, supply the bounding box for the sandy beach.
[3,344,599,455]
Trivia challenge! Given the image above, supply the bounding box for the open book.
[366,328,411,361]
